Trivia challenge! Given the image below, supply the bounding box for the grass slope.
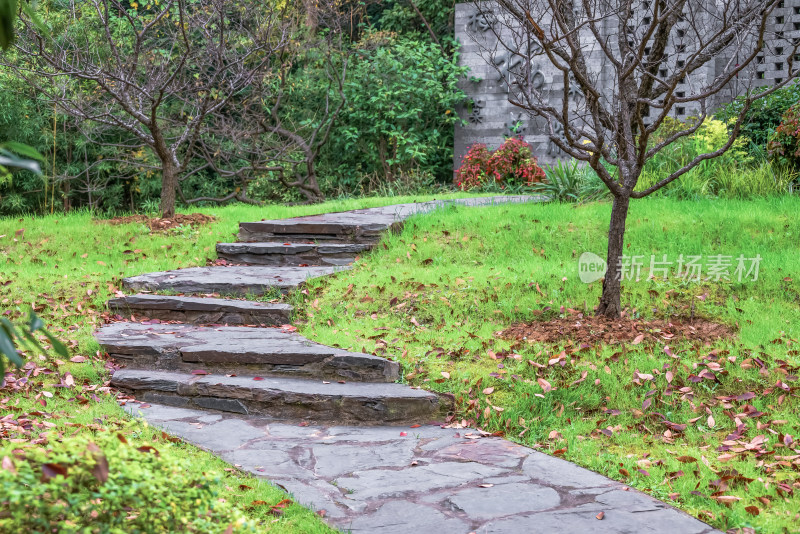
[0,192,483,532]
[301,197,800,533]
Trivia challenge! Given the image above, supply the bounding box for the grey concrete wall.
[453,1,795,172]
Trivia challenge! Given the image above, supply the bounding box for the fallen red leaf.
[41,463,69,480]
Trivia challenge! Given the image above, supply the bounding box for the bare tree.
[260,21,351,203]
[468,0,796,316]
[3,0,294,217]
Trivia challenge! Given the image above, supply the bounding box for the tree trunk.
[299,159,325,203]
[596,194,631,317]
[303,0,318,32]
[160,159,178,218]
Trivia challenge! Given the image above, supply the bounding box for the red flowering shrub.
[767,104,800,169]
[454,143,492,190]
[455,137,545,190]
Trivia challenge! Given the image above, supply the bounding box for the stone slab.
[97,322,398,382]
[125,403,721,534]
[346,501,471,533]
[122,265,346,296]
[216,242,373,267]
[445,482,561,519]
[112,370,443,424]
[107,294,292,326]
[238,197,538,243]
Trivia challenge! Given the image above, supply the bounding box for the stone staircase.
[99,197,533,425]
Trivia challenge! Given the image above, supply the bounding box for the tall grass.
[636,118,797,199]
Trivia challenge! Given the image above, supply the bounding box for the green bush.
[0,430,252,533]
[374,0,454,41]
[767,104,800,169]
[320,32,467,189]
[715,81,800,152]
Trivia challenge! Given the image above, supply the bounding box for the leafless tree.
[467,0,795,316]
[3,0,295,218]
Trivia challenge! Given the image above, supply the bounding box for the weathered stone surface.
[108,294,292,326]
[123,265,346,296]
[335,461,509,499]
[312,441,416,478]
[347,501,471,534]
[97,322,398,382]
[112,370,444,424]
[522,450,615,489]
[139,392,192,407]
[194,396,248,414]
[431,437,530,468]
[125,403,721,534]
[238,197,537,243]
[223,447,317,480]
[478,508,716,534]
[111,370,187,392]
[593,489,667,512]
[445,482,561,519]
[216,242,373,266]
[266,478,349,519]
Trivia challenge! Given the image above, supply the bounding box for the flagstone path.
[97,197,720,533]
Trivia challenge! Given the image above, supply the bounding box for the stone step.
[122,265,346,296]
[112,369,444,424]
[238,208,400,244]
[237,198,537,243]
[97,322,398,382]
[216,242,372,266]
[107,294,292,326]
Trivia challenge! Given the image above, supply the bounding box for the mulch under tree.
[500,314,734,345]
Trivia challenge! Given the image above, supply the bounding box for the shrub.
[532,159,610,202]
[455,137,545,190]
[320,33,468,189]
[0,431,251,533]
[715,81,800,152]
[767,104,800,169]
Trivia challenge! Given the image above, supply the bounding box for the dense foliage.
[767,104,800,170]
[716,81,800,155]
[0,428,251,532]
[636,117,796,199]
[0,0,468,215]
[320,33,466,191]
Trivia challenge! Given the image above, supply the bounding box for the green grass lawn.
[300,196,800,534]
[3,193,798,532]
[0,192,483,532]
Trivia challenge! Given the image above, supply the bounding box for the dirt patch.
[500,314,734,345]
[99,213,216,231]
